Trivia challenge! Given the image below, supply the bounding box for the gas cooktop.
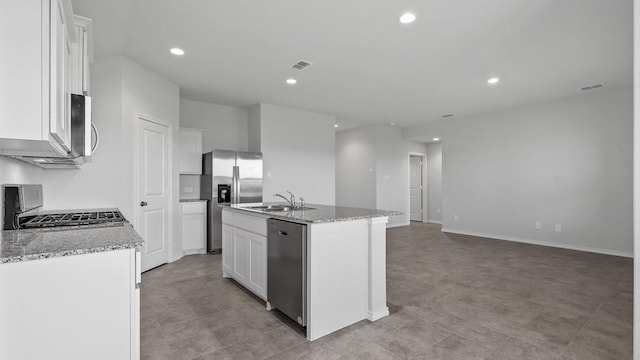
[18,210,127,229]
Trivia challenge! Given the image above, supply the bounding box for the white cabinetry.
[70,15,93,95]
[0,249,141,360]
[179,128,204,174]
[0,0,85,158]
[221,209,267,299]
[180,201,207,255]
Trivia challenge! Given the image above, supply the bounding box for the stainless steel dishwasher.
[267,218,307,327]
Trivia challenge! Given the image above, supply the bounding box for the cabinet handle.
[140,201,148,207]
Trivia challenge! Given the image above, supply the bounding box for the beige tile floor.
[141,222,633,360]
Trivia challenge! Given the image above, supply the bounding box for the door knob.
[140,201,148,207]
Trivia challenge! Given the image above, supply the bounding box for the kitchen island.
[222,203,401,341]
[0,224,143,360]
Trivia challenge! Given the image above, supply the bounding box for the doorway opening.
[409,154,425,222]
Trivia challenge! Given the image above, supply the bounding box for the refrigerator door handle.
[233,165,240,203]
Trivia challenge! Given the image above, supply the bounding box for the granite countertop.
[180,199,208,203]
[225,203,402,224]
[0,223,144,264]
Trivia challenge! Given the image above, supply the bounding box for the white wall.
[335,124,428,227]
[426,142,442,223]
[257,103,336,205]
[120,57,181,262]
[5,56,183,261]
[180,99,249,152]
[406,86,633,256]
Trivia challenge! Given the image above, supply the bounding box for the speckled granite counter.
[0,223,143,264]
[225,203,402,224]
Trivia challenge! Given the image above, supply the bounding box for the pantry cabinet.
[0,0,88,158]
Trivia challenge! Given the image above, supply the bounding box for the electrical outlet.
[555,224,562,232]
[535,221,541,230]
[436,208,441,214]
[454,214,459,222]
[184,187,193,193]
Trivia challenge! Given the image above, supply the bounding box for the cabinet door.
[50,0,72,151]
[232,228,251,284]
[0,249,135,360]
[179,129,203,174]
[222,224,234,276]
[181,214,205,252]
[248,232,267,299]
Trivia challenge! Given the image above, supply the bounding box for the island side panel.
[367,216,390,320]
[307,219,367,341]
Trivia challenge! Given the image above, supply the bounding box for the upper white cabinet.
[0,0,88,158]
[70,16,93,96]
[179,128,204,174]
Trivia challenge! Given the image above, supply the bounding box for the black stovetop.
[18,210,126,229]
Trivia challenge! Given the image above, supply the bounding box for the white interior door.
[409,156,423,221]
[137,117,170,272]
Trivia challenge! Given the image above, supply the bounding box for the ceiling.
[71,0,632,130]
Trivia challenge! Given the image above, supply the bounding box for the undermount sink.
[246,205,316,212]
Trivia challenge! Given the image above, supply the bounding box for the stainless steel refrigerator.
[201,150,263,253]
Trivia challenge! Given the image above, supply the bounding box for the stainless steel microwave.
[7,95,94,168]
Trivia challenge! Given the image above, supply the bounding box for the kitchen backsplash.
[180,174,201,200]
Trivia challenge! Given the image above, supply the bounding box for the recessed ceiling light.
[286,78,297,85]
[399,12,416,24]
[390,122,395,126]
[33,159,47,163]
[170,48,184,56]
[487,77,500,85]
[433,137,440,141]
[334,124,339,128]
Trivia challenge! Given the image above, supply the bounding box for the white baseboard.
[441,228,633,258]
[366,307,390,321]
[387,221,410,228]
[426,219,442,224]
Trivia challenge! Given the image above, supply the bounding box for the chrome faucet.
[274,193,295,207]
[299,197,305,208]
[286,191,296,207]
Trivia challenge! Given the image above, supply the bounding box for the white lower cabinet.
[221,209,267,299]
[180,201,207,255]
[0,248,141,360]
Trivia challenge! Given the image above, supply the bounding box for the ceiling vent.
[442,114,455,118]
[580,83,604,91]
[292,60,313,71]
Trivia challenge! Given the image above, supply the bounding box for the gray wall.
[179,98,249,152]
[335,124,427,227]
[405,86,633,256]
[426,142,442,223]
[256,103,336,205]
[335,125,377,209]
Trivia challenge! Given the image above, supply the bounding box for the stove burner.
[18,210,126,229]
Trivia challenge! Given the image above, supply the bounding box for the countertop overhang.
[0,223,143,264]
[223,203,402,224]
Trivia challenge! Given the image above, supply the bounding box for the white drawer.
[180,201,206,215]
[234,212,267,236]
